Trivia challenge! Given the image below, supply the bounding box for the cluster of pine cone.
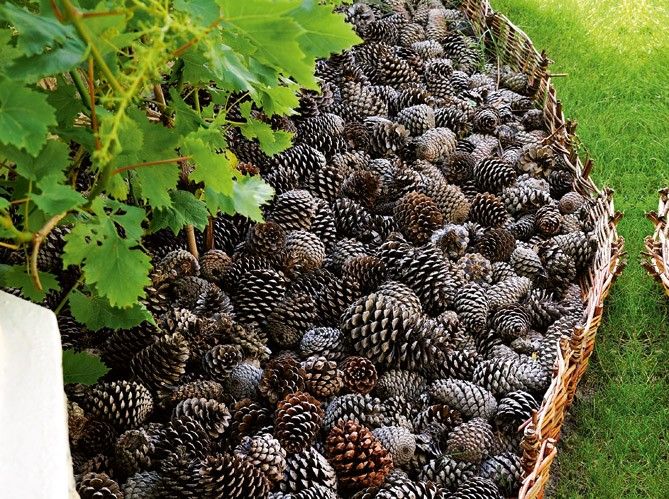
[61,1,598,498]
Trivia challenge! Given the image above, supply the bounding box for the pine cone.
[280,446,338,493]
[302,356,342,398]
[324,393,385,432]
[535,203,562,236]
[495,390,539,428]
[202,344,243,381]
[477,227,516,262]
[173,397,231,439]
[468,193,509,228]
[473,158,516,193]
[155,415,211,460]
[364,117,409,156]
[446,418,494,463]
[245,222,287,257]
[451,476,502,498]
[326,419,393,489]
[372,425,416,466]
[412,127,457,162]
[82,381,153,431]
[419,456,476,492]
[201,453,270,499]
[130,333,190,390]
[235,433,287,482]
[454,282,489,334]
[162,380,224,410]
[376,370,427,403]
[285,230,326,272]
[274,391,323,454]
[229,398,274,444]
[115,428,155,478]
[341,170,382,208]
[300,327,347,362]
[341,356,378,395]
[233,268,287,327]
[77,472,123,499]
[199,250,232,282]
[122,471,162,498]
[429,379,497,420]
[341,255,387,294]
[259,356,306,404]
[396,104,435,136]
[394,191,444,244]
[227,362,263,400]
[269,189,318,231]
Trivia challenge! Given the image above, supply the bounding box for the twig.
[0,241,20,250]
[30,213,66,291]
[87,58,101,151]
[185,225,199,258]
[81,10,124,18]
[153,84,167,111]
[62,0,125,94]
[205,216,214,251]
[173,17,223,58]
[49,0,65,21]
[111,156,190,176]
[54,275,85,316]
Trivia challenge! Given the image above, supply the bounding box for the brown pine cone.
[234,433,287,482]
[201,453,270,499]
[301,356,343,398]
[77,472,123,499]
[477,228,516,262]
[275,391,324,454]
[130,333,190,390]
[394,191,444,244]
[199,249,232,282]
[245,221,287,256]
[340,356,378,395]
[326,419,393,489]
[173,398,231,439]
[229,399,274,444]
[81,381,153,431]
[202,344,243,381]
[114,428,155,478]
[258,356,307,404]
[160,380,224,410]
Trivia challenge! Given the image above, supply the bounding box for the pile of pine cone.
[63,1,598,498]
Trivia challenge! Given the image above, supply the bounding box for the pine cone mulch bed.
[11,1,623,498]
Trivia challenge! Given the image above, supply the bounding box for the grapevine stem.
[87,58,101,151]
[111,156,191,176]
[61,0,125,95]
[69,70,92,111]
[0,242,20,250]
[30,213,67,291]
[185,225,199,258]
[173,17,223,57]
[54,275,85,316]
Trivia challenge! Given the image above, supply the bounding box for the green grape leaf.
[183,132,234,194]
[0,3,79,56]
[62,350,110,385]
[288,2,361,59]
[0,140,70,182]
[0,80,57,156]
[6,37,86,82]
[47,77,85,128]
[170,89,205,136]
[32,175,86,215]
[175,0,222,25]
[257,84,300,116]
[0,31,22,75]
[63,199,150,307]
[0,264,60,302]
[0,197,9,210]
[219,0,319,89]
[84,235,151,307]
[229,175,274,221]
[69,289,154,331]
[239,117,293,156]
[150,190,209,235]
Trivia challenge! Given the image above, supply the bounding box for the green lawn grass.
[490,0,669,496]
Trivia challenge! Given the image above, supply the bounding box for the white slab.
[0,291,77,498]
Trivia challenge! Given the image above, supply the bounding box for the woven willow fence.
[459,1,625,496]
[644,189,669,295]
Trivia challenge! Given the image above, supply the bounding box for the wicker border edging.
[643,189,669,295]
[457,1,626,497]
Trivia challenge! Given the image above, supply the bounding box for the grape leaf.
[0,80,57,156]
[62,349,110,385]
[47,77,85,128]
[219,0,319,89]
[32,174,86,215]
[0,140,69,182]
[0,3,79,56]
[183,131,234,194]
[0,197,9,210]
[257,84,300,116]
[0,264,60,302]
[83,235,152,307]
[288,2,361,59]
[6,37,86,82]
[150,190,209,235]
[175,0,222,25]
[69,288,154,331]
[229,175,274,221]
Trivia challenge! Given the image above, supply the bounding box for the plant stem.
[111,156,191,176]
[62,0,125,95]
[0,241,20,250]
[54,275,84,316]
[69,69,92,111]
[30,213,66,291]
[87,58,101,151]
[193,87,201,115]
[185,225,199,258]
